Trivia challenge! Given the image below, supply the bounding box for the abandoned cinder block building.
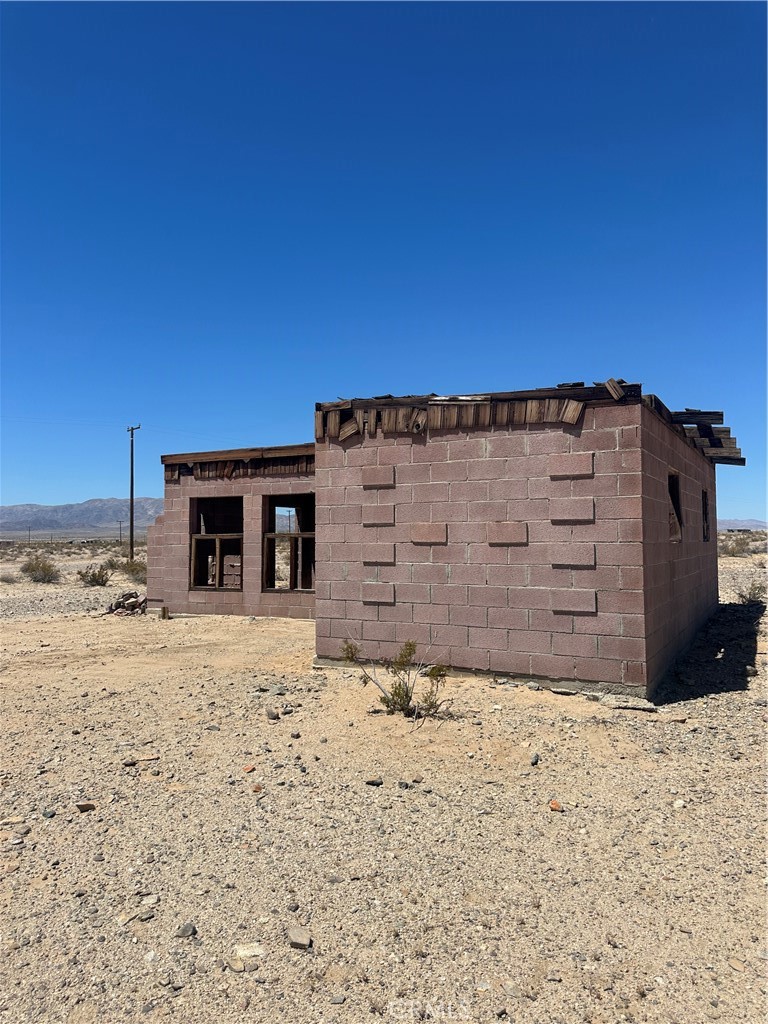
[147,380,743,698]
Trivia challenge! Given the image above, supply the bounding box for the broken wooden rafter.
[670,410,725,425]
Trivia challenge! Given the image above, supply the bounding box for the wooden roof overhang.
[161,443,315,484]
[315,380,745,467]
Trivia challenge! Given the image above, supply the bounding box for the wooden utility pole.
[127,425,141,560]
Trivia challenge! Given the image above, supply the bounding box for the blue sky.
[1,2,765,519]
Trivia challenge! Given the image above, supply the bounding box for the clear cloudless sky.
[1,2,765,519]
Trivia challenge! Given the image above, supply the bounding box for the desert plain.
[0,539,765,1023]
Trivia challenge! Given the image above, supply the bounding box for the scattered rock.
[330,995,346,1004]
[287,926,312,950]
[531,753,540,766]
[174,922,197,938]
[290,731,301,739]
[549,799,564,813]
[234,941,265,959]
[266,708,280,721]
[365,777,383,787]
[75,802,96,813]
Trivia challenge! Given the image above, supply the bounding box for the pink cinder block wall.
[315,403,655,693]
[147,475,315,619]
[640,405,718,694]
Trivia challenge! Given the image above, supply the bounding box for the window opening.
[702,489,710,542]
[263,494,315,591]
[668,474,683,542]
[189,497,243,589]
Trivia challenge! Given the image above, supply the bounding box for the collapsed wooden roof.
[315,380,744,466]
[161,443,315,484]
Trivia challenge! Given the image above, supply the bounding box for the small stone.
[728,958,746,972]
[174,922,197,938]
[266,709,280,721]
[123,759,138,767]
[526,682,541,691]
[546,972,562,982]
[234,942,265,959]
[75,802,96,813]
[398,781,410,790]
[745,665,758,677]
[205,724,220,731]
[412,773,424,784]
[290,731,301,739]
[652,744,665,754]
[530,753,540,766]
[269,684,287,697]
[138,910,155,922]
[288,902,299,912]
[226,957,245,973]
[288,926,312,950]
[243,765,256,773]
[672,799,686,810]
[330,995,346,1005]
[549,799,564,813]
[319,737,328,744]
[42,810,55,819]
[494,1009,508,1019]
[365,777,383,787]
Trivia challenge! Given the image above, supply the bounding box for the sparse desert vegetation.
[0,539,765,1023]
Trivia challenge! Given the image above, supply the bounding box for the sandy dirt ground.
[0,544,766,1023]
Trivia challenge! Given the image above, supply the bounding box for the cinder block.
[361,581,396,605]
[362,506,396,526]
[550,497,595,523]
[530,653,576,680]
[551,589,597,614]
[548,543,595,568]
[468,585,508,607]
[361,466,395,489]
[410,523,448,545]
[487,607,529,630]
[468,627,508,651]
[362,543,396,565]
[598,635,645,661]
[487,522,528,546]
[552,633,598,658]
[548,452,595,479]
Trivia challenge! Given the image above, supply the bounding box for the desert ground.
[0,539,766,1024]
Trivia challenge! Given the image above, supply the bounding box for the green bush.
[77,563,116,587]
[342,638,449,721]
[20,553,61,583]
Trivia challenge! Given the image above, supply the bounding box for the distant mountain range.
[0,498,764,539]
[0,498,164,537]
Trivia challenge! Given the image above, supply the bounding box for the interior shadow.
[653,601,765,705]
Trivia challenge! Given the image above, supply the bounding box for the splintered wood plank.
[366,409,378,437]
[605,378,626,401]
[427,405,444,429]
[338,418,360,441]
[396,407,411,432]
[494,402,509,426]
[670,410,724,425]
[459,404,476,428]
[525,399,545,423]
[355,409,365,434]
[511,401,527,424]
[314,410,325,441]
[543,399,562,422]
[560,399,585,425]
[224,461,235,479]
[443,405,459,429]
[409,408,428,434]
[476,402,492,428]
[326,410,341,438]
[381,408,398,433]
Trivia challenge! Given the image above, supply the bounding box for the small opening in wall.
[668,473,683,542]
[702,489,710,542]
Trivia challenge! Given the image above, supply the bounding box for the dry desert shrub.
[77,563,116,587]
[342,638,449,721]
[20,553,61,584]
[0,572,18,584]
